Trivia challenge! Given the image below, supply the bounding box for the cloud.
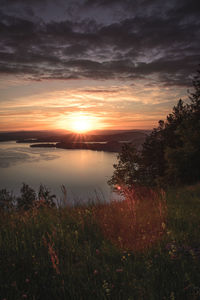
[0,0,199,87]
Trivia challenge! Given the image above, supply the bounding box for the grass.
[0,184,200,299]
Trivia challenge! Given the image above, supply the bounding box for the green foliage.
[109,67,200,188]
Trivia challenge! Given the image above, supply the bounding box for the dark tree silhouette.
[17,183,36,210]
[17,183,56,210]
[109,67,200,188]
[0,189,15,212]
[38,184,56,207]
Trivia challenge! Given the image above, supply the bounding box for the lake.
[0,141,119,205]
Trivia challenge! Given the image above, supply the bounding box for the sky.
[0,0,200,132]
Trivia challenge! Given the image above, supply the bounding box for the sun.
[57,112,104,133]
[71,115,92,133]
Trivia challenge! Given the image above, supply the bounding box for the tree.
[17,183,36,210]
[108,144,141,189]
[0,189,15,212]
[141,99,189,185]
[38,184,56,207]
[16,183,56,210]
[109,67,200,188]
[164,70,200,185]
[189,68,200,115]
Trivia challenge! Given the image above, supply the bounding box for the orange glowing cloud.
[0,77,187,132]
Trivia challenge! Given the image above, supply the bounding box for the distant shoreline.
[0,130,149,152]
[30,141,122,152]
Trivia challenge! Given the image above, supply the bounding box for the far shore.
[30,141,122,152]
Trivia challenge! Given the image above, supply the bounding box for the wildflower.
[43,235,60,274]
[95,249,100,255]
[116,268,123,272]
[93,269,98,275]
[121,255,126,261]
[85,209,91,215]
[102,280,111,295]
[161,222,166,230]
[25,278,30,283]
[48,246,60,274]
[170,291,175,300]
[22,295,27,299]
[190,249,195,257]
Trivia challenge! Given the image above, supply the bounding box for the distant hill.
[0,130,69,142]
[87,129,150,135]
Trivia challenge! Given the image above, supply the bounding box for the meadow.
[1,184,200,300]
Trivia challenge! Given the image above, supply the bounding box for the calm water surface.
[0,141,118,205]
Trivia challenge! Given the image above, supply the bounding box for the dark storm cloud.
[0,0,199,86]
[168,0,200,18]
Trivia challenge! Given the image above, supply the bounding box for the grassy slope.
[0,184,200,300]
